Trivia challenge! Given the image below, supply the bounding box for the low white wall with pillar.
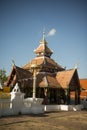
[10,83,44,115]
[44,104,83,112]
[0,83,85,117]
[0,99,13,116]
[0,83,44,117]
[30,98,44,114]
[81,97,87,109]
[21,98,44,114]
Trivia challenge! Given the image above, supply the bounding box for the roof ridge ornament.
[74,63,79,70]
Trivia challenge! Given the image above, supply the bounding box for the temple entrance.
[49,88,57,104]
[38,88,65,105]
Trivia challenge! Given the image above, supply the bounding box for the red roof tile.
[80,79,87,90]
[23,57,43,69]
[36,72,60,88]
[80,91,87,99]
[34,42,53,55]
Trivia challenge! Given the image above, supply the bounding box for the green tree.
[0,68,7,85]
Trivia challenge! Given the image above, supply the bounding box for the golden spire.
[40,28,47,44]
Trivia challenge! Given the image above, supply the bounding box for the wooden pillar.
[78,86,80,104]
[40,88,44,98]
[50,88,54,104]
[37,87,41,98]
[78,90,80,104]
[58,88,61,104]
[75,87,80,105]
[75,89,78,105]
[56,88,58,104]
[49,88,51,104]
[65,89,70,105]
[68,89,70,104]
[47,88,50,104]
[65,89,67,104]
[43,88,48,104]
[44,88,47,97]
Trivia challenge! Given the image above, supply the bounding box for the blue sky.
[0,0,87,78]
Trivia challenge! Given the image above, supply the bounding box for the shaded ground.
[0,111,87,130]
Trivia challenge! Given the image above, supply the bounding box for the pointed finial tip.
[43,27,46,40]
[12,59,15,66]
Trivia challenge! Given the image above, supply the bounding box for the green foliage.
[0,68,7,84]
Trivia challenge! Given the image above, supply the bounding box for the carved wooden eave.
[23,56,64,72]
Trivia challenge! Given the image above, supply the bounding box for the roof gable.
[15,66,32,79]
[6,65,32,86]
[56,69,76,89]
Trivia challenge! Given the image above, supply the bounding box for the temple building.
[6,33,81,105]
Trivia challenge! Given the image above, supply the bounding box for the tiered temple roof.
[23,35,64,72]
[6,33,81,104]
[7,34,80,89]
